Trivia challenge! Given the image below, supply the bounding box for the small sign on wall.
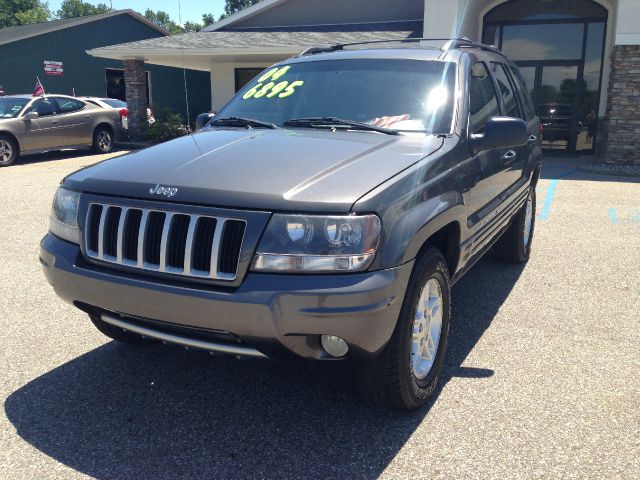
[44,61,63,76]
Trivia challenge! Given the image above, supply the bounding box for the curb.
[578,163,640,178]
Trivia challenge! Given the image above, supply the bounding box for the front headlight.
[252,214,381,273]
[49,187,80,244]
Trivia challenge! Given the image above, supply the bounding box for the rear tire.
[494,187,536,263]
[358,247,451,411]
[0,134,19,167]
[89,314,157,345]
[92,125,113,154]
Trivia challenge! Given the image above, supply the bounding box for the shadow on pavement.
[5,256,523,479]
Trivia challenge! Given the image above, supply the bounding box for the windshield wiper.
[283,117,400,136]
[209,116,278,129]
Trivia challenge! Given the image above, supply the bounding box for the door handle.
[51,120,58,124]
[502,150,517,164]
[528,135,538,143]
[85,115,91,119]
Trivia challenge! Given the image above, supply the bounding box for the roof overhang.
[86,47,300,71]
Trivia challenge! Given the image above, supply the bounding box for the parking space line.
[608,208,620,225]
[538,169,577,221]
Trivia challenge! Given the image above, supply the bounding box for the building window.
[106,68,151,105]
[235,68,266,93]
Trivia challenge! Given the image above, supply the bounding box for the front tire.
[359,247,451,411]
[0,134,19,167]
[92,126,114,154]
[89,314,157,346]
[494,187,536,263]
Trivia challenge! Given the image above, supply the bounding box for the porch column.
[605,0,640,164]
[423,0,461,43]
[124,59,147,141]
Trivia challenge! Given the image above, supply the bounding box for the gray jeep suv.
[40,39,542,410]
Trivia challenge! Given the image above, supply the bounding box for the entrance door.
[518,64,580,151]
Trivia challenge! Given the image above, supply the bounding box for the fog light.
[321,335,349,358]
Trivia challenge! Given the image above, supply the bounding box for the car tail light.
[119,108,128,118]
[539,122,544,139]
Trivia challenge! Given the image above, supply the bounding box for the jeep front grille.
[84,203,246,281]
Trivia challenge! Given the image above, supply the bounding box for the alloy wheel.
[0,139,13,163]
[97,131,111,152]
[411,278,443,380]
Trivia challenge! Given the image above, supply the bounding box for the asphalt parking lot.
[1,149,638,479]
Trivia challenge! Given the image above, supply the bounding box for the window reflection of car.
[0,94,122,167]
[538,103,573,142]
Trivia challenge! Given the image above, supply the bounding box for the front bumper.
[40,234,413,360]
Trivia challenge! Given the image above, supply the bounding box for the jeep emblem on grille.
[149,184,178,198]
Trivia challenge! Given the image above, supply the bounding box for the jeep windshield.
[215,59,457,135]
[0,97,29,118]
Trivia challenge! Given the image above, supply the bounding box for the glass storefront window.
[485,0,607,23]
[483,1,607,153]
[501,23,584,61]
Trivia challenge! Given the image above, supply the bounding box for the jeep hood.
[64,128,444,212]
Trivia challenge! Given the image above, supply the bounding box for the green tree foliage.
[145,10,216,34]
[220,0,261,19]
[201,13,215,26]
[144,9,183,35]
[0,0,51,28]
[182,21,201,33]
[56,0,112,19]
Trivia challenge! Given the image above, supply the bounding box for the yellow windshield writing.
[243,66,304,100]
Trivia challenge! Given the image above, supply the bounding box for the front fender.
[376,193,466,269]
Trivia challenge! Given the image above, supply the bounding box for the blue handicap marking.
[538,180,558,221]
[609,207,640,225]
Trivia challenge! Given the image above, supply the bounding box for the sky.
[47,0,228,25]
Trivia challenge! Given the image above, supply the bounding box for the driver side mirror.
[23,111,39,121]
[473,117,528,151]
[195,112,216,130]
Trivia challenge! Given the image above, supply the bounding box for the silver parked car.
[0,94,122,167]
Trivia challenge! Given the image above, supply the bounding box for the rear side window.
[55,98,84,114]
[27,98,56,117]
[491,62,520,118]
[102,98,127,108]
[469,62,500,134]
[508,64,536,120]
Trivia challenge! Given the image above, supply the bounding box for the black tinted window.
[508,64,535,119]
[491,63,520,118]
[469,63,500,134]
[55,98,84,114]
[28,98,56,117]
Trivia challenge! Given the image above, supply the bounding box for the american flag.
[370,114,410,128]
[33,78,45,97]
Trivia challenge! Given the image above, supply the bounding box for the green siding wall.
[0,15,211,120]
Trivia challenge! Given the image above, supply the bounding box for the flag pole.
[36,76,45,95]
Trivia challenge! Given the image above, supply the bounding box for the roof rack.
[296,37,505,57]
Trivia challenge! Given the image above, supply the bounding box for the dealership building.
[0,10,210,122]
[90,0,640,163]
